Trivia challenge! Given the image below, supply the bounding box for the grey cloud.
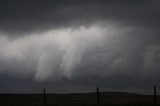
[0,0,160,34]
[0,0,160,93]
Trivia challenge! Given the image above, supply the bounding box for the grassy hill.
[0,92,159,106]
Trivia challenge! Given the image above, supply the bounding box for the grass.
[0,92,159,106]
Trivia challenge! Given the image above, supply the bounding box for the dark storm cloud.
[0,0,160,94]
[0,0,159,34]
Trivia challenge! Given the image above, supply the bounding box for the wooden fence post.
[43,88,47,104]
[153,86,157,104]
[96,87,100,104]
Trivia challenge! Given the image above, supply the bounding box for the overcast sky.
[0,0,160,94]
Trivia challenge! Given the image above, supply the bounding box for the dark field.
[0,92,159,106]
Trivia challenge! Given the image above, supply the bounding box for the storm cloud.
[0,0,160,94]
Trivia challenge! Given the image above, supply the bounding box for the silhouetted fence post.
[43,88,47,104]
[153,86,157,104]
[96,87,100,104]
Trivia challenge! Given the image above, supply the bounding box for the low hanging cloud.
[0,23,114,81]
[0,22,146,82]
[0,0,160,93]
[0,21,158,85]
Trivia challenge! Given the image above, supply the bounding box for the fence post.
[43,88,47,104]
[153,86,157,104]
[96,87,100,104]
